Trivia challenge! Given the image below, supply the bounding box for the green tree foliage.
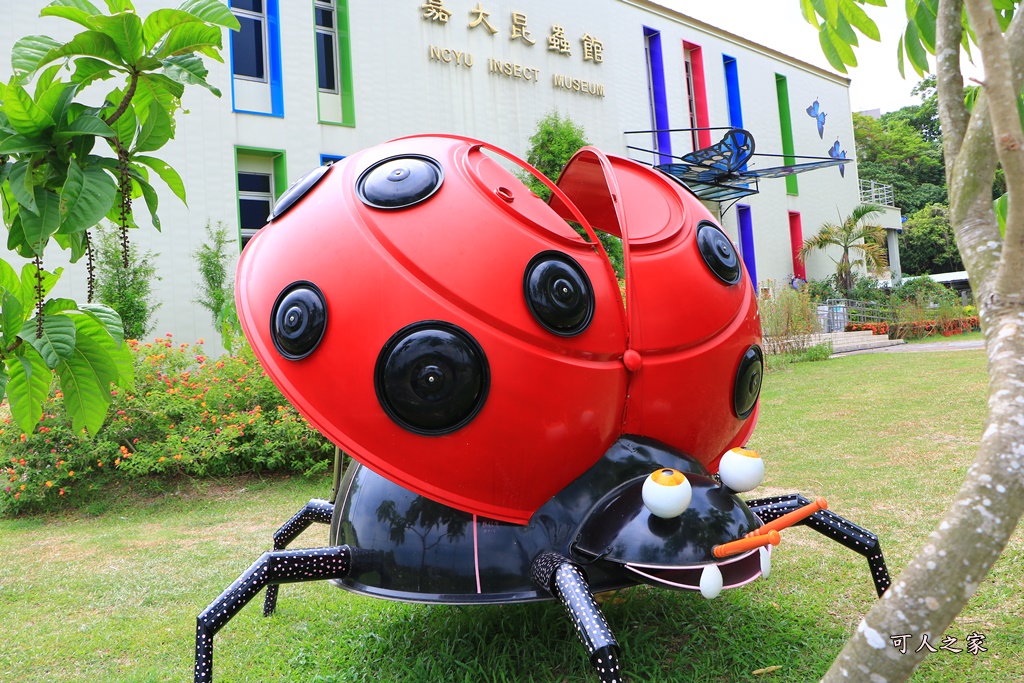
[94,223,160,339]
[0,0,238,435]
[192,220,240,351]
[853,110,945,213]
[898,203,964,275]
[799,204,888,294]
[521,110,624,278]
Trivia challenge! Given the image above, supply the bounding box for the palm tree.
[799,204,888,294]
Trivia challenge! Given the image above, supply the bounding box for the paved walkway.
[833,338,985,356]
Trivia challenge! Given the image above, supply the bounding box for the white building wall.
[2,0,863,349]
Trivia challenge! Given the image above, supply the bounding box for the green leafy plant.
[93,222,160,339]
[2,333,333,516]
[0,0,238,435]
[799,204,888,294]
[520,110,624,278]
[192,220,241,350]
[757,280,822,356]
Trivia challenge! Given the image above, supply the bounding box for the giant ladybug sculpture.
[194,135,891,683]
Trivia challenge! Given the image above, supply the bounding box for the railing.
[859,180,895,207]
[818,298,892,333]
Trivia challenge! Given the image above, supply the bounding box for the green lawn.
[2,348,1020,682]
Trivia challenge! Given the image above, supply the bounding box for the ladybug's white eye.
[718,448,764,493]
[641,468,692,518]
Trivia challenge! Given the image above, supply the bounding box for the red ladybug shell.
[236,135,761,524]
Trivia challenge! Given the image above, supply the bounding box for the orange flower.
[45,481,52,488]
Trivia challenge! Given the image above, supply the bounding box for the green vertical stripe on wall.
[337,0,356,126]
[775,74,798,196]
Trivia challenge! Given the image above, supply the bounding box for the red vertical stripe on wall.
[789,211,806,280]
[683,41,710,148]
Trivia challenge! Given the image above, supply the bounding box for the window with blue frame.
[230,0,283,116]
[321,154,345,165]
[231,0,267,81]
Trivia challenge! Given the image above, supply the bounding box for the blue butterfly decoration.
[828,140,848,178]
[806,99,826,139]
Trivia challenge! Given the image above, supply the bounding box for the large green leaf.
[79,303,125,345]
[42,31,121,71]
[19,313,76,368]
[72,309,133,388]
[0,134,51,154]
[70,57,120,87]
[156,22,222,60]
[59,159,118,234]
[903,21,930,76]
[21,188,63,253]
[9,162,42,215]
[909,0,938,53]
[143,8,204,52]
[1,289,25,341]
[36,81,80,126]
[104,0,136,12]
[54,114,116,143]
[0,260,22,307]
[6,217,36,259]
[10,36,64,81]
[2,82,56,136]
[42,298,79,315]
[839,0,880,41]
[134,155,186,204]
[5,349,51,433]
[133,101,174,152]
[0,368,8,403]
[56,330,116,436]
[88,12,145,65]
[40,2,102,31]
[20,264,63,309]
[33,65,64,97]
[994,193,1008,238]
[132,73,185,119]
[818,24,849,72]
[178,0,240,30]
[800,0,818,25]
[135,175,161,230]
[161,54,221,96]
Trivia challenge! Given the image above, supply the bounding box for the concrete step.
[765,330,906,355]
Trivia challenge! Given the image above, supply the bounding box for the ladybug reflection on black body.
[194,135,892,683]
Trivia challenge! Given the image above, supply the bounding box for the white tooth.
[760,546,771,579]
[699,564,723,599]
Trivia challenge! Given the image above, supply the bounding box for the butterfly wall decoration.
[806,99,827,139]
[828,140,848,178]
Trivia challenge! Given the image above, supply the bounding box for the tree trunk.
[823,3,1024,681]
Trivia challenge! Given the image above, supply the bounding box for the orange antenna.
[712,529,780,559]
[746,497,827,538]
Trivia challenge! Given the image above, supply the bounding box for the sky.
[661,1,983,115]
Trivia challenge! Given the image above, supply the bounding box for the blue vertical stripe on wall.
[643,27,672,164]
[266,0,284,117]
[722,55,743,128]
[737,204,757,289]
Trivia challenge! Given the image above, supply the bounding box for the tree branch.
[965,0,1024,298]
[103,70,139,127]
[935,0,968,171]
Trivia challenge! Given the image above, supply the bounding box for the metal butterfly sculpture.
[645,128,848,202]
[193,134,885,683]
[806,99,827,138]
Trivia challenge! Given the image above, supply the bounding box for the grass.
[2,348,1020,682]
[902,330,984,344]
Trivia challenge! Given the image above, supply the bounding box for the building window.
[683,56,699,151]
[238,171,274,247]
[320,154,345,165]
[315,0,339,93]
[231,0,268,82]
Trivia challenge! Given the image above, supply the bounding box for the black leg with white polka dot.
[263,499,335,616]
[532,553,624,683]
[194,545,352,683]
[746,494,892,597]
